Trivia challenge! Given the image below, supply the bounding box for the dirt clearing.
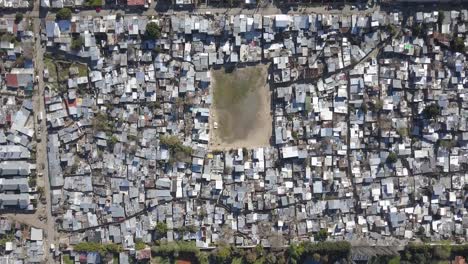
[210,64,272,150]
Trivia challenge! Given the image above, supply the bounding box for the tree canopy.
[56,8,72,21]
[452,37,466,53]
[387,152,398,164]
[14,13,23,24]
[145,22,161,40]
[423,103,441,119]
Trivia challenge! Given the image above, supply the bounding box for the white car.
[213,122,218,129]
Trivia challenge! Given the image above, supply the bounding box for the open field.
[209,64,272,150]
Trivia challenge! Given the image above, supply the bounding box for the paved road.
[3,2,379,19]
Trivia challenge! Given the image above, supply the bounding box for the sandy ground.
[209,64,272,151]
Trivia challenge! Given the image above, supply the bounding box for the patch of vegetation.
[63,255,74,264]
[155,222,168,237]
[452,37,466,53]
[402,243,455,263]
[14,13,23,24]
[397,128,408,137]
[387,152,398,164]
[56,8,72,21]
[372,99,384,112]
[289,241,350,264]
[211,243,232,264]
[93,112,113,132]
[412,24,425,38]
[74,63,88,77]
[291,131,299,141]
[0,33,18,45]
[314,229,328,242]
[116,13,123,21]
[438,11,445,26]
[0,234,15,247]
[387,24,398,36]
[108,135,119,148]
[145,22,161,40]
[73,242,123,255]
[160,135,192,155]
[175,225,199,235]
[71,36,84,51]
[433,244,451,260]
[85,0,102,6]
[439,139,456,149]
[423,103,441,119]
[151,241,202,263]
[44,57,57,79]
[28,176,37,187]
[135,240,147,251]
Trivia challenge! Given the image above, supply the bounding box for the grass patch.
[85,0,103,6]
[73,63,88,77]
[63,255,74,264]
[44,57,59,91]
[56,62,70,83]
[44,58,57,80]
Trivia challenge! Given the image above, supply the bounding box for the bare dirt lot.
[209,64,272,150]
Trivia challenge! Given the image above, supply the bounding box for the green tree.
[211,244,232,264]
[452,37,466,53]
[29,177,37,187]
[288,243,304,264]
[56,8,72,21]
[413,24,424,37]
[433,245,451,260]
[388,256,401,264]
[423,103,441,119]
[314,229,328,242]
[387,152,398,164]
[264,253,277,264]
[373,99,384,112]
[14,13,23,24]
[245,250,258,264]
[312,253,321,262]
[135,240,146,251]
[437,11,445,26]
[145,22,161,40]
[71,36,84,51]
[116,13,123,21]
[108,135,119,147]
[155,222,168,236]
